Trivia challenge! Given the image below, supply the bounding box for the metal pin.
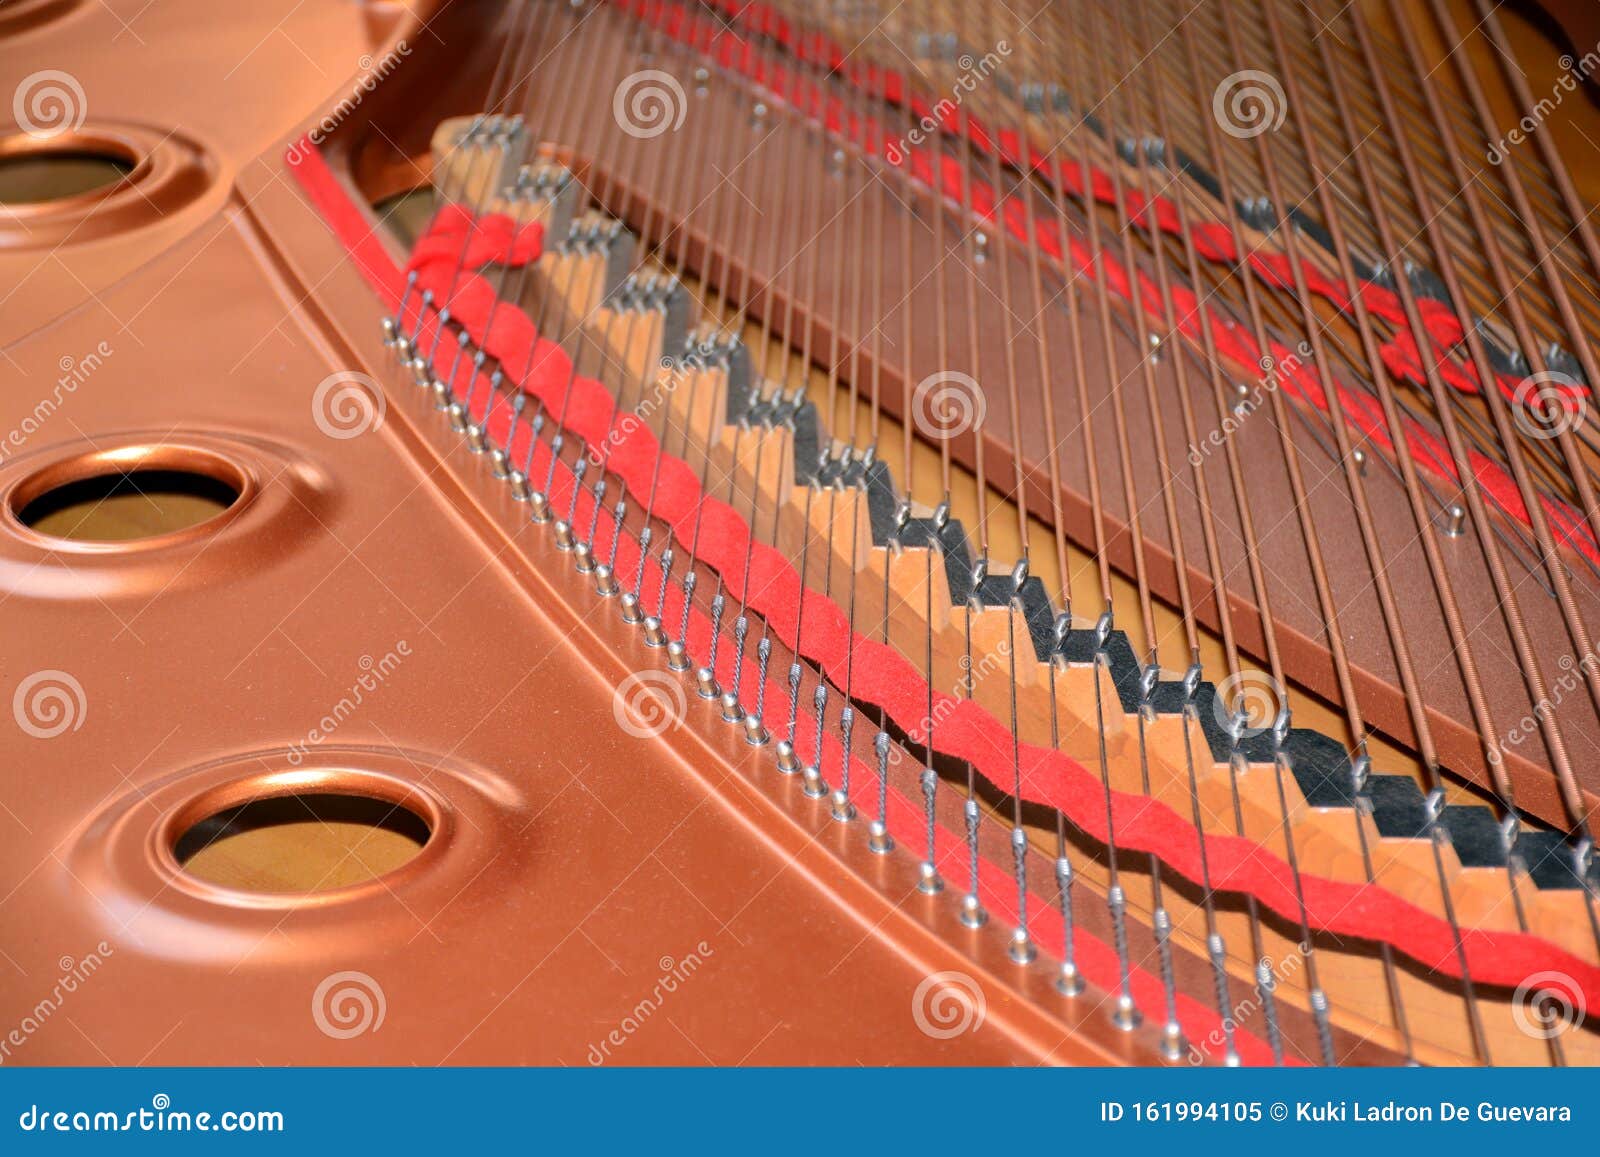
[645,552,675,635]
[830,705,855,821]
[802,684,829,798]
[574,480,604,574]
[1153,909,1184,1060]
[1094,607,1114,648]
[917,768,943,894]
[552,459,587,552]
[620,526,650,624]
[602,492,627,566]
[959,799,987,928]
[1108,885,1142,1030]
[1055,857,1084,996]
[1271,705,1292,747]
[467,372,497,452]
[1208,932,1240,1066]
[1008,827,1035,963]
[722,616,748,722]
[1310,988,1336,1065]
[430,372,452,411]
[744,637,772,746]
[868,731,894,853]
[405,289,435,354]
[1442,502,1467,537]
[531,433,563,522]
[385,271,420,349]
[1256,957,1284,1066]
[522,413,548,514]
[667,571,695,671]
[697,595,724,699]
[784,661,802,746]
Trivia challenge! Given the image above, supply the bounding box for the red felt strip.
[287,137,1600,1028]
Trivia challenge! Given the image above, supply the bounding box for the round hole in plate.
[0,148,134,204]
[173,792,432,894]
[14,467,240,542]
